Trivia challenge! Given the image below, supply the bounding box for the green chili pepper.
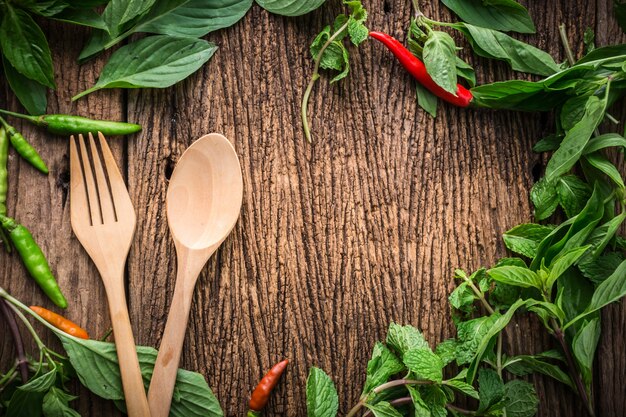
[0,127,10,252]
[0,109,141,136]
[0,215,68,308]
[0,117,48,174]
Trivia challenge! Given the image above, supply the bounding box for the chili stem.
[551,319,595,417]
[301,21,350,143]
[346,379,433,417]
[0,298,29,382]
[558,24,576,66]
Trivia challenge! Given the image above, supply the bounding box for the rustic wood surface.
[1,1,624,416]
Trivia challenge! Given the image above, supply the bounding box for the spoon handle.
[148,277,195,417]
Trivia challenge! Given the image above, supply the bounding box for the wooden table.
[1,1,624,416]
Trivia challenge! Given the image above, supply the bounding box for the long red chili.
[369,31,473,107]
[247,359,289,416]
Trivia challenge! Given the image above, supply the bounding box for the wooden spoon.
[147,133,243,417]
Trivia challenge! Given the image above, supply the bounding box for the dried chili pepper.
[30,306,88,339]
[0,117,48,174]
[369,31,473,107]
[0,215,68,308]
[247,359,289,416]
[0,109,141,136]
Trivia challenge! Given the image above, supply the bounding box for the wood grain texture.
[1,1,624,416]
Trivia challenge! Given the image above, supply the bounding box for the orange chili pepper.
[247,359,288,416]
[30,306,89,339]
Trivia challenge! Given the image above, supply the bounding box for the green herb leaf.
[0,5,55,88]
[444,379,479,399]
[362,342,405,394]
[572,318,601,390]
[503,223,554,258]
[2,54,47,115]
[73,36,217,100]
[306,367,339,417]
[386,323,429,358]
[557,175,592,218]
[477,368,504,414]
[42,386,81,417]
[364,401,404,417]
[404,347,444,383]
[103,0,157,37]
[58,336,223,417]
[441,0,535,33]
[423,31,459,94]
[488,266,542,289]
[458,23,558,76]
[137,0,253,38]
[256,0,326,16]
[502,380,539,417]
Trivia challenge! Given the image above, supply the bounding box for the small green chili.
[0,109,142,136]
[0,116,48,174]
[0,215,68,308]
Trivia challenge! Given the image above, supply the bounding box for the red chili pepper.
[369,31,473,108]
[247,359,289,416]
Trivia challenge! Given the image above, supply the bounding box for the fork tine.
[97,132,134,216]
[69,136,91,226]
[77,134,102,225]
[88,133,116,224]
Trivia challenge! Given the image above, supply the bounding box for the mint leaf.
[386,323,429,358]
[477,368,504,414]
[404,347,444,383]
[503,223,554,258]
[423,30,458,94]
[364,401,404,417]
[503,380,539,417]
[306,368,338,417]
[362,342,405,394]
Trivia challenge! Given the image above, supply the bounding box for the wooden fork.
[70,132,150,417]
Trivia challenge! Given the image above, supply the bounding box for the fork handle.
[106,286,151,417]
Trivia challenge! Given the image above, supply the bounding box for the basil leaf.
[502,380,539,417]
[306,367,339,417]
[572,318,601,390]
[441,0,535,34]
[423,30,458,94]
[103,0,157,36]
[404,347,444,383]
[557,175,592,218]
[458,23,558,76]
[73,36,217,100]
[545,95,606,182]
[2,54,47,115]
[0,5,55,88]
[58,336,223,417]
[503,223,554,258]
[256,0,326,16]
[51,7,107,30]
[5,371,57,417]
[416,83,438,117]
[362,342,405,394]
[42,387,81,417]
[138,0,253,38]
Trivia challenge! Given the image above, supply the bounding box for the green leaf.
[306,367,338,417]
[544,246,590,291]
[545,95,606,181]
[458,23,558,76]
[42,387,81,417]
[386,323,429,358]
[441,0,535,33]
[256,0,326,16]
[403,347,444,383]
[502,380,539,417]
[488,266,542,289]
[583,152,625,188]
[557,175,592,218]
[572,318,601,390]
[2,54,47,115]
[364,401,404,417]
[58,336,223,417]
[138,0,253,38]
[423,31,458,94]
[503,223,554,258]
[444,379,479,399]
[73,36,217,100]
[103,0,157,37]
[5,371,57,417]
[455,315,499,365]
[362,342,405,394]
[583,133,626,154]
[467,299,526,383]
[477,368,504,414]
[505,354,574,389]
[416,83,438,117]
[0,5,55,88]
[530,178,559,220]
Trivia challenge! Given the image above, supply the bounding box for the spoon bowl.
[148,133,243,417]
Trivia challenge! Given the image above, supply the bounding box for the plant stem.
[362,397,412,417]
[559,24,576,66]
[301,21,350,143]
[0,298,28,382]
[551,319,595,417]
[346,379,433,417]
